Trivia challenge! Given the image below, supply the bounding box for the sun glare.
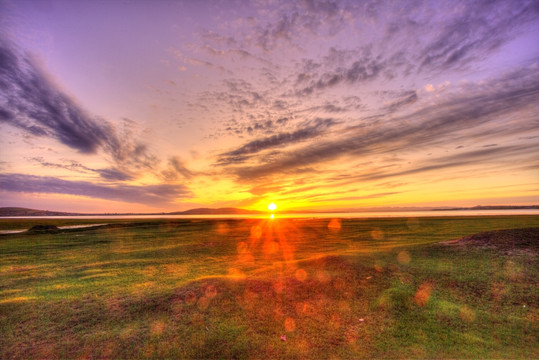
[268,203,277,211]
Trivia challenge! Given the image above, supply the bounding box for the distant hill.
[0,207,262,217]
[433,205,539,211]
[170,207,263,215]
[0,207,81,216]
[1,205,537,217]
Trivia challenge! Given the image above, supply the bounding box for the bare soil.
[441,227,539,255]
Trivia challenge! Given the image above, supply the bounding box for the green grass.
[0,216,538,359]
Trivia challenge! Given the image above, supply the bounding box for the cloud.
[161,156,194,180]
[296,47,388,95]
[183,0,539,152]
[196,78,270,124]
[249,0,352,51]
[341,144,536,184]
[303,143,535,191]
[287,0,539,96]
[424,81,451,93]
[226,65,539,180]
[0,38,157,173]
[296,98,363,114]
[28,157,94,174]
[199,30,238,48]
[28,156,136,182]
[202,44,271,66]
[305,191,401,204]
[415,0,539,72]
[0,173,191,206]
[0,39,112,153]
[96,168,135,182]
[218,118,337,163]
[385,90,418,113]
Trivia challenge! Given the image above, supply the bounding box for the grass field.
[1,216,538,359]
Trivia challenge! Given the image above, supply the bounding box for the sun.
[268,203,277,211]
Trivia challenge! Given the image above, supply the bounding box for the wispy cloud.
[0,173,191,206]
[96,168,135,182]
[285,0,539,96]
[217,118,337,164]
[295,47,388,95]
[189,0,539,147]
[305,191,401,204]
[248,0,352,51]
[415,0,538,72]
[28,157,136,182]
[343,144,536,184]
[0,38,157,173]
[385,91,418,113]
[225,65,539,180]
[161,156,195,180]
[0,39,112,153]
[28,157,94,174]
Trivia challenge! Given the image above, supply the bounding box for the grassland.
[1,215,538,359]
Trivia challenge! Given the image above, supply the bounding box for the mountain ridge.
[1,205,537,217]
[0,207,263,217]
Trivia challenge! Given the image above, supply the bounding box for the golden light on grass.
[0,296,37,304]
[268,202,277,211]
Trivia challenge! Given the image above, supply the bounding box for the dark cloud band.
[0,173,191,205]
[0,38,157,175]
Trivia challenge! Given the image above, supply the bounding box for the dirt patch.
[441,227,539,255]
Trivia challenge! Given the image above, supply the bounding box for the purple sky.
[0,0,538,212]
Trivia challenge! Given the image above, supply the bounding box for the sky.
[0,0,538,213]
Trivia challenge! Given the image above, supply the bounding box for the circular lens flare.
[268,203,277,211]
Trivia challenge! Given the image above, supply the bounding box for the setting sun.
[268,203,277,211]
